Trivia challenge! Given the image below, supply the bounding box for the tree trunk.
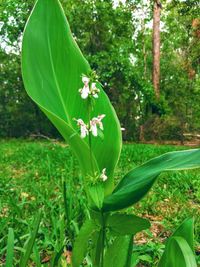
[152,0,161,99]
[139,125,145,142]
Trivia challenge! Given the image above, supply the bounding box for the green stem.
[88,98,95,176]
[100,229,105,267]
[89,129,94,174]
[100,213,105,267]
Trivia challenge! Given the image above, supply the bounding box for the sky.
[114,0,126,5]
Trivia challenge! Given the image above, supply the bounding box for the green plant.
[4,212,41,267]
[21,0,200,266]
[159,218,197,267]
[1,141,199,266]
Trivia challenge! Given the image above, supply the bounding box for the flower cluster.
[75,119,89,139]
[79,76,100,99]
[100,168,107,182]
[74,114,105,139]
[77,73,107,182]
[90,114,105,137]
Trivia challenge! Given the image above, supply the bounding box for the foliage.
[158,218,197,267]
[19,1,200,266]
[103,148,200,212]
[63,0,141,140]
[0,0,200,140]
[4,211,41,267]
[21,0,122,194]
[0,47,59,138]
[159,0,200,138]
[0,139,87,266]
[0,140,200,266]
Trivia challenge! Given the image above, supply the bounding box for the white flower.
[97,114,105,130]
[90,120,98,136]
[89,114,105,137]
[100,168,107,182]
[79,85,90,99]
[75,119,89,138]
[79,76,90,99]
[91,83,96,90]
[82,76,90,85]
[79,76,101,99]
[91,83,100,98]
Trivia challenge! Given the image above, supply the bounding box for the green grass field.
[0,139,200,266]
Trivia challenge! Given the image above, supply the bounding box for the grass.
[0,139,200,266]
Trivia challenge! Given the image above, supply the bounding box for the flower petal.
[82,76,90,85]
[91,124,98,137]
[80,85,90,99]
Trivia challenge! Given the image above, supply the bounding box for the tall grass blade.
[19,211,41,267]
[5,228,14,267]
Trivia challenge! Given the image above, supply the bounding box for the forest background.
[1,0,200,142]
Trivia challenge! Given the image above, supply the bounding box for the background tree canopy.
[0,0,200,141]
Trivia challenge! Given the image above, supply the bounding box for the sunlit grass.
[0,139,199,266]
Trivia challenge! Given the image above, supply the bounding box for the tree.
[0,0,200,141]
[152,0,162,99]
[52,0,142,140]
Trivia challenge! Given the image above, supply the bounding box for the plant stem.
[100,213,105,267]
[89,129,94,173]
[88,98,95,176]
[100,229,105,267]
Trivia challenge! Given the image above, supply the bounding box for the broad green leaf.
[5,228,14,267]
[106,214,150,236]
[89,209,108,227]
[104,236,133,267]
[160,236,197,267]
[19,211,41,267]
[172,217,194,251]
[125,235,134,267]
[88,184,104,210]
[103,149,200,211]
[72,220,99,267]
[158,218,195,267]
[21,0,122,192]
[90,230,102,267]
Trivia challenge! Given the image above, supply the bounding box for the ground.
[0,139,199,266]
